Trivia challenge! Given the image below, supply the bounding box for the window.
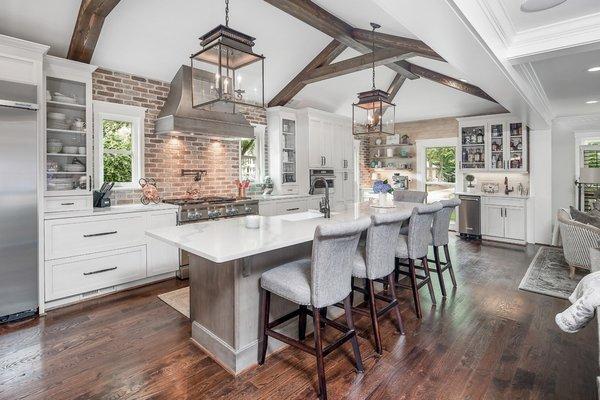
[93,101,145,189]
[240,125,266,182]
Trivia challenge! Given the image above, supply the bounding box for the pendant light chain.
[225,0,230,27]
[371,24,376,90]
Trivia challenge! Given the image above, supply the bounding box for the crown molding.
[554,113,600,131]
[0,34,49,56]
[512,62,553,118]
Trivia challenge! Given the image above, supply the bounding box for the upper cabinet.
[268,108,304,195]
[458,114,528,173]
[43,56,96,210]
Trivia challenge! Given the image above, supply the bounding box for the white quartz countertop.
[146,202,416,263]
[44,202,179,220]
[250,194,315,202]
[454,191,530,199]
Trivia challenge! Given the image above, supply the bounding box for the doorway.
[416,137,458,229]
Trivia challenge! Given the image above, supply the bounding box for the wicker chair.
[556,208,600,278]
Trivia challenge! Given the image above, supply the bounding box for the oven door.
[311,175,335,194]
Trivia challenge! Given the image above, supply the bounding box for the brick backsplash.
[92,68,267,204]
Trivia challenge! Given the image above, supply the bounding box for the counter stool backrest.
[311,217,371,308]
[366,212,409,280]
[432,198,461,247]
[407,202,443,259]
[394,190,427,203]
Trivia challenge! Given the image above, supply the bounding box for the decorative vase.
[378,192,387,206]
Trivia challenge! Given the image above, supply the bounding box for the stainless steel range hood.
[155,65,254,139]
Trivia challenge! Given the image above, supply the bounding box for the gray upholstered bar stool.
[395,202,443,318]
[259,217,371,400]
[393,190,427,203]
[350,212,407,354]
[429,198,461,297]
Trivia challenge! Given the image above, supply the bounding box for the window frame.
[93,101,146,190]
[239,124,266,182]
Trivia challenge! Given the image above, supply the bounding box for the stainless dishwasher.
[458,195,481,239]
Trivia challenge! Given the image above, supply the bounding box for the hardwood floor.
[0,238,597,399]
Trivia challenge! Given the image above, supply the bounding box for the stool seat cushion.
[352,245,368,279]
[261,258,312,305]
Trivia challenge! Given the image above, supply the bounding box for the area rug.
[518,246,587,299]
[158,287,190,318]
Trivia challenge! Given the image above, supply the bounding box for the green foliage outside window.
[103,120,133,183]
[426,147,456,183]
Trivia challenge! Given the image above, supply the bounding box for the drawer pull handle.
[286,207,300,211]
[61,202,75,206]
[83,231,118,238]
[83,267,117,276]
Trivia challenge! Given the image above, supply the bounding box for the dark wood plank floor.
[0,238,597,399]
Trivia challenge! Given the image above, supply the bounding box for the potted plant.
[372,179,394,206]
[261,176,274,195]
[465,174,475,192]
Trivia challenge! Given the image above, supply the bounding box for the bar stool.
[350,212,407,354]
[259,217,371,400]
[393,190,427,203]
[395,202,443,318]
[429,198,461,297]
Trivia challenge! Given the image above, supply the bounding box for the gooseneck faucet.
[309,177,331,218]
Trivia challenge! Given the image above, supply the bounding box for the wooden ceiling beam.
[407,63,497,103]
[386,74,406,102]
[263,0,418,80]
[67,0,121,63]
[303,48,414,84]
[352,28,445,62]
[268,39,346,107]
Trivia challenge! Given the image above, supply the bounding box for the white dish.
[62,146,78,154]
[53,95,76,104]
[64,164,85,172]
[47,183,74,191]
[48,112,66,120]
[78,146,86,155]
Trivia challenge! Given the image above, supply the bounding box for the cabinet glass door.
[460,125,485,169]
[281,118,296,184]
[509,123,524,170]
[46,76,90,194]
[490,123,504,170]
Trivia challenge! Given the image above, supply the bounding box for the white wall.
[551,122,576,213]
[529,130,552,244]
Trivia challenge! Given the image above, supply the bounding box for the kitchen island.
[146,202,415,374]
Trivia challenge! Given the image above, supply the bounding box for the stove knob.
[244,205,253,213]
[228,207,239,216]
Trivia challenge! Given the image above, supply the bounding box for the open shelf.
[47,128,85,134]
[47,171,86,175]
[47,100,86,110]
[47,153,86,157]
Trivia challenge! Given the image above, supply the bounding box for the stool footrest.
[268,308,301,329]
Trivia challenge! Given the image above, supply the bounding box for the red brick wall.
[92,68,266,204]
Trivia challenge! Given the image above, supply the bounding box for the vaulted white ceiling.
[0,0,504,122]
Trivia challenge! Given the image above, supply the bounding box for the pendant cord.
[225,0,229,27]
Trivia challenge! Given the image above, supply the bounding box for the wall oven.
[310,169,336,194]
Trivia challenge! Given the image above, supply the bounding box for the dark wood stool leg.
[444,244,457,287]
[349,277,355,306]
[421,257,437,305]
[259,288,270,365]
[408,259,422,318]
[298,305,307,341]
[319,307,327,328]
[433,246,447,297]
[367,279,382,354]
[387,272,405,335]
[312,307,327,400]
[343,295,364,372]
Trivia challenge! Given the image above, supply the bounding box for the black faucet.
[504,176,514,195]
[309,177,331,218]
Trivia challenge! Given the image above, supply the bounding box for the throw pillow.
[570,206,600,229]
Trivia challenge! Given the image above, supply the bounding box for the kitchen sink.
[280,210,338,221]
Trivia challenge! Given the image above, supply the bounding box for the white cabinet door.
[342,172,356,203]
[321,120,334,168]
[504,206,526,241]
[342,125,354,170]
[483,204,504,238]
[275,199,308,215]
[309,118,324,168]
[330,122,346,170]
[147,211,179,276]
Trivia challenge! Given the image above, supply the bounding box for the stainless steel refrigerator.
[0,80,39,323]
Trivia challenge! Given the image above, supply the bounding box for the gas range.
[163,196,259,224]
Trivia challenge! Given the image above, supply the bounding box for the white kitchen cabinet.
[481,196,526,243]
[275,199,308,215]
[147,211,179,276]
[258,201,277,216]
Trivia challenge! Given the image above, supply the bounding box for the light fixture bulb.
[586,100,598,104]
[588,66,600,72]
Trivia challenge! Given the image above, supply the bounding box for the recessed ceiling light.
[588,66,600,72]
[521,0,567,12]
[586,100,599,104]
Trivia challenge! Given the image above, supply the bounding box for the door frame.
[415,137,458,191]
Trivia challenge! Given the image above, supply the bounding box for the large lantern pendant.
[352,23,395,137]
[190,0,265,113]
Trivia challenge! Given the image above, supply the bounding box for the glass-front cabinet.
[43,56,96,211]
[281,117,297,186]
[458,115,528,173]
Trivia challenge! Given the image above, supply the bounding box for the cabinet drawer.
[276,199,308,215]
[280,185,299,195]
[45,214,146,260]
[484,196,526,207]
[45,246,147,301]
[45,196,92,213]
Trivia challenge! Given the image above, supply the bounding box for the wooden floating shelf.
[370,143,414,148]
[47,100,86,110]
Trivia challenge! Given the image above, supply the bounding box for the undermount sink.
[280,210,337,221]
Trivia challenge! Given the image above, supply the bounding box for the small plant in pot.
[261,176,274,195]
[465,174,475,192]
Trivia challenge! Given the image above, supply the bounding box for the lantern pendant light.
[190,0,265,113]
[352,22,396,137]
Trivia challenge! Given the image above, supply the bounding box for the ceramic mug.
[245,215,260,229]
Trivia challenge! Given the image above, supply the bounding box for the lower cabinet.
[481,197,526,243]
[259,197,312,216]
[147,211,179,276]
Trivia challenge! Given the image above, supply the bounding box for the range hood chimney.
[155,65,254,139]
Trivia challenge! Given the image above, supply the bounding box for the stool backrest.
[432,198,461,246]
[365,212,409,279]
[311,217,371,308]
[407,202,443,259]
[393,190,427,203]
